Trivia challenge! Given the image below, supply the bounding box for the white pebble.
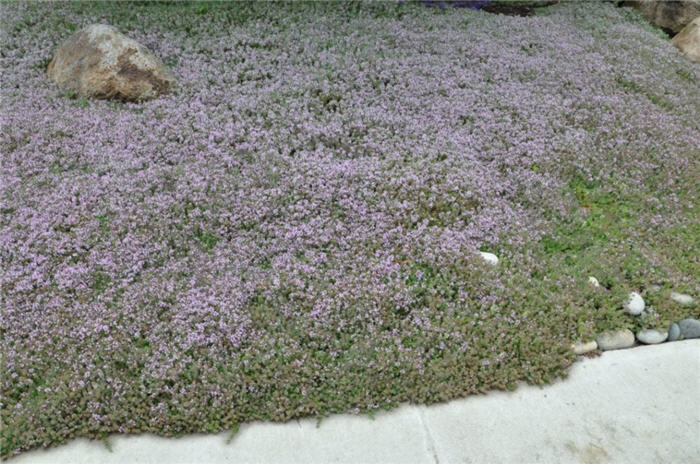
[624,292,645,315]
[670,292,694,306]
[479,252,499,266]
[588,276,600,288]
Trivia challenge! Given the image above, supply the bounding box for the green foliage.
[91,270,112,295]
[194,229,219,251]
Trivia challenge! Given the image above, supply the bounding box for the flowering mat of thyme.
[1,1,698,459]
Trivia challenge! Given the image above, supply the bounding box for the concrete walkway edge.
[11,340,700,464]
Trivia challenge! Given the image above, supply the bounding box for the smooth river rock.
[670,292,695,306]
[636,329,668,345]
[624,292,645,316]
[596,329,635,351]
[588,276,600,288]
[678,318,700,339]
[668,323,681,342]
[571,340,598,355]
[479,251,499,266]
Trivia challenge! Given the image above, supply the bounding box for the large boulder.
[672,16,700,62]
[47,24,176,102]
[624,1,700,34]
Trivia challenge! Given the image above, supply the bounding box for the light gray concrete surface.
[11,340,700,464]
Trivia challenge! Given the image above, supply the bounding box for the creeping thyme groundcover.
[1,1,698,458]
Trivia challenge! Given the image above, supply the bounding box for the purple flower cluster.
[1,1,698,458]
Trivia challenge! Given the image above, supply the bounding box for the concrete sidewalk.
[12,340,700,464]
